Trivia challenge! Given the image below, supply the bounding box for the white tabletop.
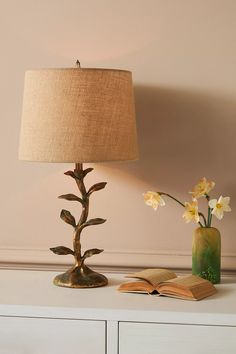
[0,269,235,326]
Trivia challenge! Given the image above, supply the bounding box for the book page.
[125,269,177,286]
[160,275,209,289]
[118,281,155,294]
[157,275,217,300]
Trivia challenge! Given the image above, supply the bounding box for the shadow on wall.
[113,85,236,199]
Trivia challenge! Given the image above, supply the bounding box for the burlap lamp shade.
[18,66,138,289]
[19,68,138,162]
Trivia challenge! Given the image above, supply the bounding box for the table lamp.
[18,63,138,288]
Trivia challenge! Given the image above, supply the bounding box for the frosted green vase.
[192,227,221,284]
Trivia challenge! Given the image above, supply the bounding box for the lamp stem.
[75,60,81,68]
[73,163,89,266]
[75,162,82,170]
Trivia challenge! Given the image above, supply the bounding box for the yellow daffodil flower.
[209,196,231,220]
[143,191,165,210]
[190,177,215,199]
[182,200,200,223]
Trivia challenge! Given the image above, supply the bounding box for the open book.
[118,269,217,300]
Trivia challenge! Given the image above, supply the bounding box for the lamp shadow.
[107,85,236,199]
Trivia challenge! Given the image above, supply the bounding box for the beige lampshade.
[19,68,138,163]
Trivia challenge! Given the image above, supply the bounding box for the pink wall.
[0,0,235,270]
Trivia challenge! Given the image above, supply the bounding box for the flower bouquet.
[143,178,231,283]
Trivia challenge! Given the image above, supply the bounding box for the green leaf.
[50,246,74,256]
[60,209,76,227]
[82,248,104,260]
[58,194,83,204]
[82,218,106,227]
[88,182,107,195]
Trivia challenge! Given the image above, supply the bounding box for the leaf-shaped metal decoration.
[58,194,83,204]
[82,218,106,228]
[60,209,76,227]
[74,170,84,180]
[82,248,104,260]
[64,170,76,179]
[64,169,88,181]
[83,168,94,177]
[88,182,107,195]
[50,246,74,255]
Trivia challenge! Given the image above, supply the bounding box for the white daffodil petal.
[143,191,165,211]
[182,200,199,224]
[183,211,191,223]
[211,195,231,220]
[190,177,215,199]
[223,196,230,204]
[212,207,223,220]
[216,211,224,220]
[194,214,200,223]
[223,205,231,212]
[221,197,231,209]
[209,199,217,208]
[159,198,166,206]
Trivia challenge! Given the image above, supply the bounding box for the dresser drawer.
[0,316,105,354]
[119,322,236,354]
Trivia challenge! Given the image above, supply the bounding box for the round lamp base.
[53,265,108,288]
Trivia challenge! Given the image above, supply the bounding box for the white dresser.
[0,269,235,354]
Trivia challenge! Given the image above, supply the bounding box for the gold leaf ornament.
[60,209,76,227]
[88,182,107,195]
[82,248,104,260]
[50,246,74,255]
[58,194,83,203]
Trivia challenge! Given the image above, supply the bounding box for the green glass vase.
[192,227,221,284]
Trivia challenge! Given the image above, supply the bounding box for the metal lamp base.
[53,265,108,288]
[50,163,108,289]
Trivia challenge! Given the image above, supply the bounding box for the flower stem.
[205,194,212,227]
[210,212,213,226]
[199,212,207,227]
[158,192,185,207]
[158,192,204,228]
